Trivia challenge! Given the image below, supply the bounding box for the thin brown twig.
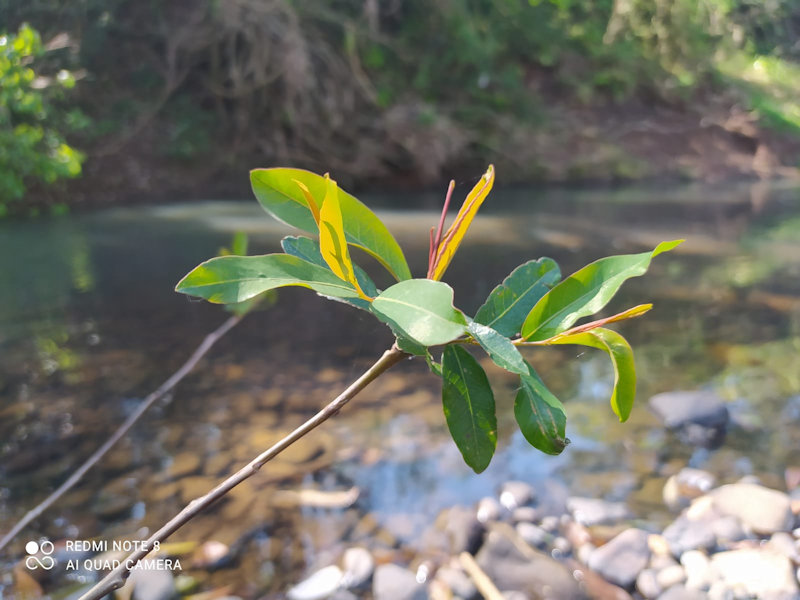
[78,344,409,600]
[0,314,242,554]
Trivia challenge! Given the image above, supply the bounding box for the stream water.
[1,180,799,598]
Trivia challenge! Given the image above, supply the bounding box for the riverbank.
[47,94,800,215]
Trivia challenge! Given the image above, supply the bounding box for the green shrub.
[0,23,85,214]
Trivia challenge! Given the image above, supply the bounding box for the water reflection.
[0,181,798,596]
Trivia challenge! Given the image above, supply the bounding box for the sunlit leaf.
[370,279,467,347]
[547,327,636,422]
[442,345,497,473]
[251,168,411,281]
[515,362,569,455]
[431,165,495,281]
[318,175,368,299]
[474,258,561,337]
[521,240,682,341]
[175,254,359,304]
[467,320,527,375]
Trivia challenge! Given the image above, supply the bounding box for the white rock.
[477,496,502,523]
[710,548,798,598]
[680,550,712,591]
[287,565,344,600]
[710,483,793,534]
[341,547,374,589]
[636,568,662,598]
[656,564,686,589]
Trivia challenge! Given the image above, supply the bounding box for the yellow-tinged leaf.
[545,327,636,422]
[431,165,495,281]
[535,304,653,343]
[318,175,370,300]
[292,179,320,224]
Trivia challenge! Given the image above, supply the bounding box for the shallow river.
[1,180,799,597]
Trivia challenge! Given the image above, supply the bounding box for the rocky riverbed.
[18,465,800,600]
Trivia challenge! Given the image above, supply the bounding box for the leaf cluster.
[0,23,85,213]
[177,167,681,473]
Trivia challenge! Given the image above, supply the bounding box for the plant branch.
[78,344,409,600]
[0,314,242,554]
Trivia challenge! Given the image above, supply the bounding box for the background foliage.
[0,23,85,215]
[2,0,800,211]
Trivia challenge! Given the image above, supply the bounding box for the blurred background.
[3,0,800,214]
[2,2,800,599]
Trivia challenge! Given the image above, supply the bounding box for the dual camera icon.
[25,540,55,570]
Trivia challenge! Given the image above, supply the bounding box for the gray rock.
[636,568,662,599]
[511,506,540,524]
[373,564,426,600]
[287,565,344,600]
[710,483,794,534]
[442,505,485,555]
[475,530,584,599]
[500,481,536,510]
[656,584,706,600]
[477,496,503,523]
[680,550,712,591]
[567,497,631,526]
[710,548,799,599]
[516,522,551,549]
[539,515,560,533]
[710,515,747,546]
[341,547,374,590]
[649,391,728,447]
[553,536,571,555]
[130,568,177,600]
[662,514,717,555]
[588,528,651,590]
[435,565,478,600]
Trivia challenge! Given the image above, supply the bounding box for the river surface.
[1,181,799,597]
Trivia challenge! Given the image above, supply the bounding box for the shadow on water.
[1,180,799,596]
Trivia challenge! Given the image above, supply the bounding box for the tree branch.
[78,344,409,600]
[0,314,242,553]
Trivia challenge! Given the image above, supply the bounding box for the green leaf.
[467,320,527,375]
[441,345,497,473]
[521,240,682,341]
[426,351,443,376]
[251,168,412,281]
[281,236,378,297]
[547,328,636,422]
[175,254,360,304]
[370,279,467,347]
[394,333,429,356]
[515,362,569,455]
[474,258,561,337]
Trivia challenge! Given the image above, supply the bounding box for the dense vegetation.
[2,0,800,213]
[0,24,85,215]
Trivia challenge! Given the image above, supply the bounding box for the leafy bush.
[0,24,85,214]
